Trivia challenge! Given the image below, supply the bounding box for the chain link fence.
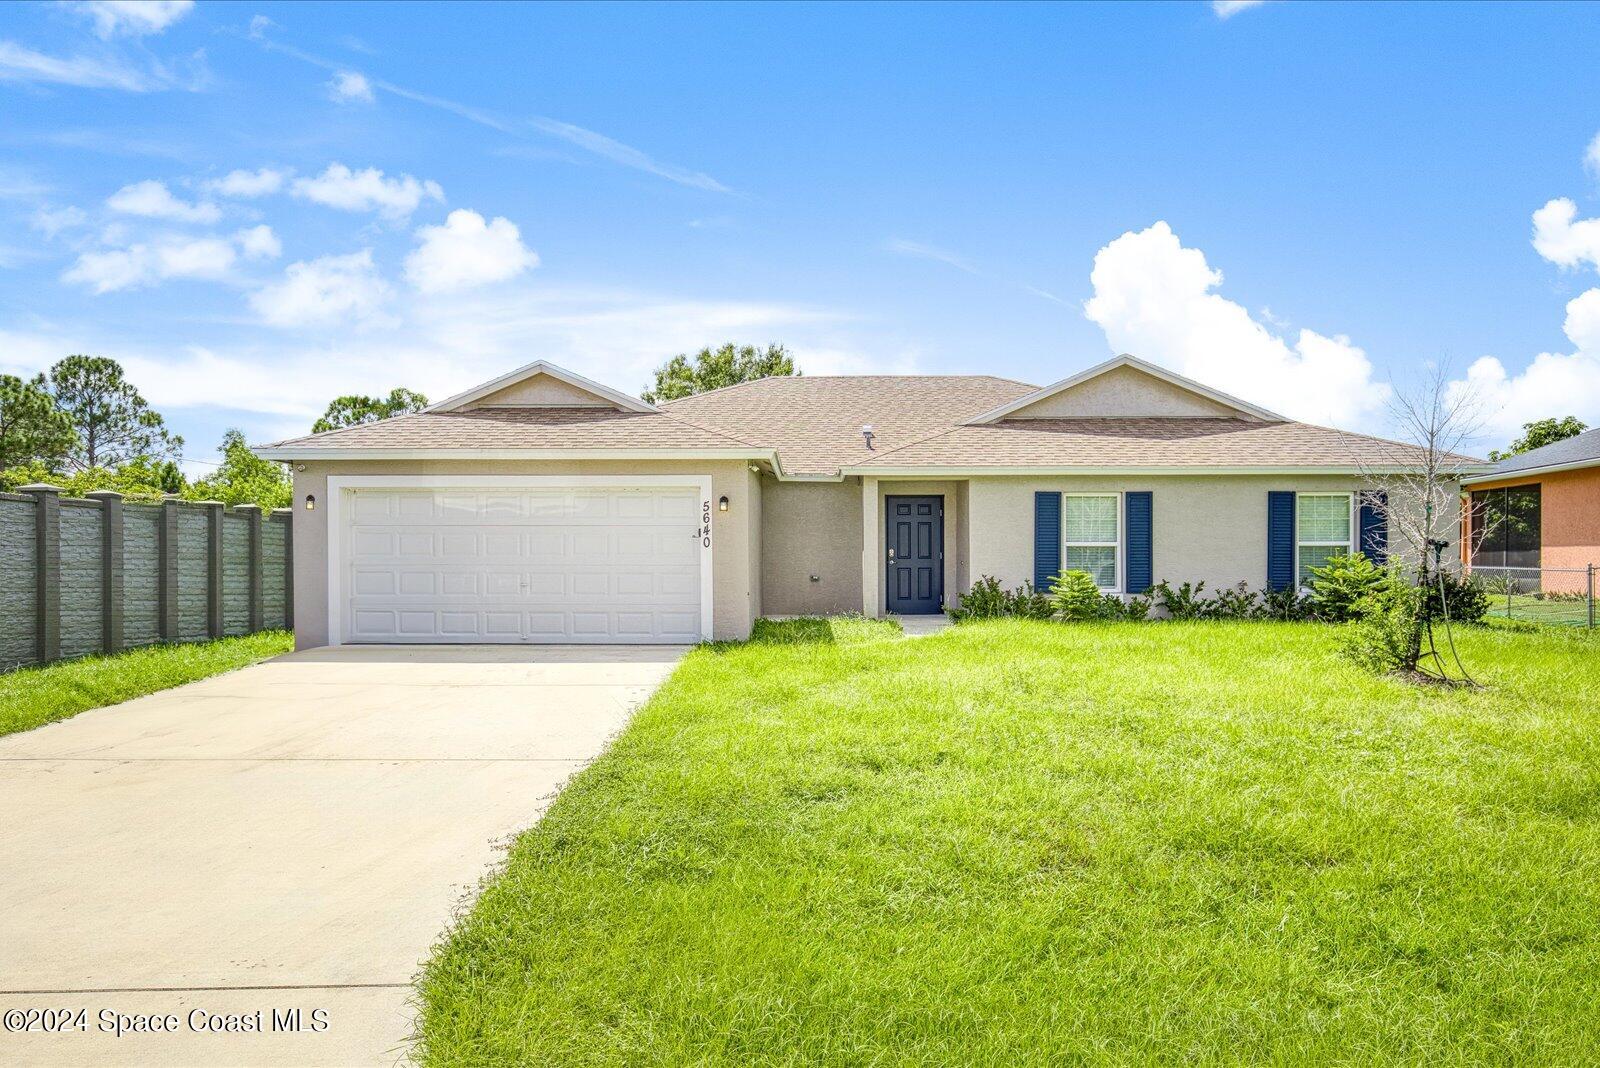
[1465,565,1597,629]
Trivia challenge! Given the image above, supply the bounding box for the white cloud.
[1083,221,1390,427]
[290,163,442,219]
[1531,197,1600,273]
[1586,132,1600,179]
[32,206,88,236]
[0,40,174,91]
[327,70,374,104]
[884,238,978,274]
[204,167,288,198]
[1212,0,1268,17]
[106,179,220,223]
[525,117,731,194]
[250,250,391,327]
[234,225,281,260]
[404,210,537,293]
[71,1,194,38]
[63,235,235,293]
[1448,288,1600,442]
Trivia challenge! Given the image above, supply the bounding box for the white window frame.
[1295,492,1356,588]
[1062,491,1123,593]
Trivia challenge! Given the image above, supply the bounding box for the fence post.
[85,490,124,655]
[201,501,224,640]
[20,484,62,666]
[158,496,180,641]
[1589,564,1596,631]
[236,504,263,634]
[275,508,294,633]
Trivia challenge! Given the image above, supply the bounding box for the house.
[256,354,1482,647]
[1461,427,1600,595]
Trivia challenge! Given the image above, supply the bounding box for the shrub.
[949,576,1008,620]
[1421,570,1489,625]
[1048,570,1109,621]
[1150,580,1214,621]
[1257,585,1313,621]
[1307,552,1389,622]
[1046,570,1149,622]
[1211,582,1260,620]
[950,576,1054,622]
[1120,594,1153,622]
[1340,568,1424,673]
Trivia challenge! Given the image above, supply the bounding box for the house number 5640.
[698,500,713,548]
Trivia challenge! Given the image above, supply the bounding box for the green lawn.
[0,631,292,737]
[417,618,1600,1065]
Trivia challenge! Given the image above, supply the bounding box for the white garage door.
[340,485,705,644]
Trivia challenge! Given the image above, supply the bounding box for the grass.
[0,631,292,737]
[417,618,1600,1065]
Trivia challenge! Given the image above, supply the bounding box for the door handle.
[887,548,896,561]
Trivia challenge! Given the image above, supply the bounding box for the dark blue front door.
[886,496,943,614]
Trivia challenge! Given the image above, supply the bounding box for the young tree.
[312,388,429,433]
[0,373,76,469]
[1350,363,1484,680]
[187,429,292,509]
[641,343,796,404]
[1487,416,1587,461]
[44,355,183,470]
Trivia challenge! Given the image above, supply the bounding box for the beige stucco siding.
[760,478,863,616]
[290,458,758,649]
[1005,364,1250,419]
[964,475,1458,597]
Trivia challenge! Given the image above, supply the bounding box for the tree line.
[0,356,433,509]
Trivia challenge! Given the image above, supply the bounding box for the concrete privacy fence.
[0,485,293,672]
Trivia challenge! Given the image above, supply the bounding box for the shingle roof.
[660,375,1034,475]
[261,373,1480,475]
[852,417,1470,470]
[261,407,761,451]
[1477,427,1600,477]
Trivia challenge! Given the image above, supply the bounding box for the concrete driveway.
[0,644,683,1066]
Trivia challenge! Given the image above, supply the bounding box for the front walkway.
[0,644,682,1066]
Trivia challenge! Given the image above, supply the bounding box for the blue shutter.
[1034,492,1061,590]
[1359,491,1387,563]
[1124,491,1153,593]
[1267,491,1296,591]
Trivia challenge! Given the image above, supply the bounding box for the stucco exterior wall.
[760,478,863,616]
[290,458,759,649]
[964,474,1456,597]
[468,374,612,408]
[1467,467,1600,593]
[1006,365,1250,420]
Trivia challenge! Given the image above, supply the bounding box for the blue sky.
[5,0,1600,469]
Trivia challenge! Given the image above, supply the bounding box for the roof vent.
[861,425,875,450]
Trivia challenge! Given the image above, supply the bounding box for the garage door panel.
[343,486,704,644]
[397,572,436,596]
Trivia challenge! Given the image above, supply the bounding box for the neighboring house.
[256,354,1483,647]
[1461,427,1600,594]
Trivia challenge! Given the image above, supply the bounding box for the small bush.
[1307,552,1389,622]
[1120,594,1153,622]
[951,575,1053,622]
[1048,570,1108,621]
[1257,585,1313,621]
[1211,582,1260,620]
[1422,570,1489,625]
[1150,580,1214,621]
[1340,568,1423,673]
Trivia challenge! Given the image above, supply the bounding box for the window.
[1470,484,1540,576]
[1064,494,1119,590]
[1296,493,1352,585]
